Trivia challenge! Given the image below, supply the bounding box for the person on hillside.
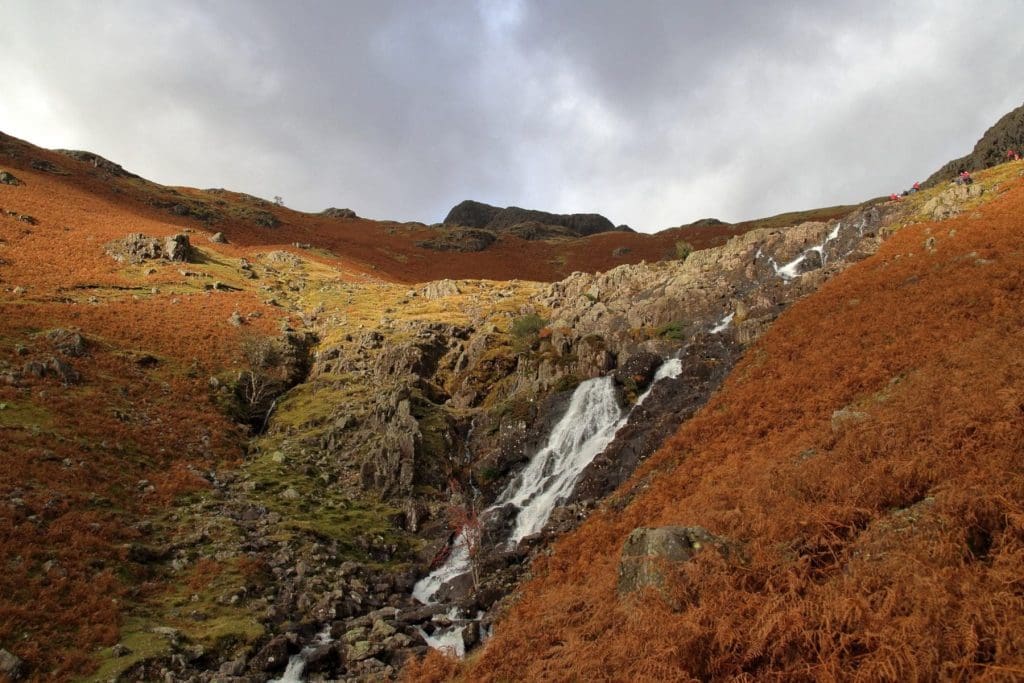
[1008,149,1021,161]
[911,181,921,193]
[889,193,901,202]
[960,170,973,185]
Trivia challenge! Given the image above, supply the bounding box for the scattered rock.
[111,643,132,657]
[21,356,80,385]
[228,311,244,327]
[0,170,22,186]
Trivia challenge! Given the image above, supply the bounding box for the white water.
[499,376,625,545]
[413,358,686,612]
[768,221,845,280]
[267,627,332,683]
[711,313,734,334]
[411,531,470,604]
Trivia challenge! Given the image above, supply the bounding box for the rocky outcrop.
[920,183,984,220]
[55,149,140,178]
[45,329,88,357]
[925,101,1024,186]
[505,221,577,241]
[104,233,194,264]
[321,207,359,219]
[416,227,496,252]
[443,199,622,237]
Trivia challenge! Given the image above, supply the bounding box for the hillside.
[415,160,1024,680]
[925,101,1024,186]
[2,110,1023,683]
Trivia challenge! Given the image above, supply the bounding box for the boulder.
[614,352,662,389]
[303,642,343,673]
[250,634,295,672]
[830,407,870,435]
[0,170,22,186]
[0,648,23,680]
[421,279,461,300]
[104,233,193,264]
[209,231,228,243]
[617,525,734,596]
[46,329,88,357]
[321,207,358,219]
[21,357,80,385]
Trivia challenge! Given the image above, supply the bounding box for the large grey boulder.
[617,525,734,596]
[104,232,193,264]
[321,207,358,219]
[0,648,24,680]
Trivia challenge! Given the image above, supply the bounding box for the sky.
[2,1,1022,232]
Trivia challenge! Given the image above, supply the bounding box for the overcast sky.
[2,1,1022,231]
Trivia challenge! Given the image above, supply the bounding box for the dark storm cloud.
[2,1,1022,231]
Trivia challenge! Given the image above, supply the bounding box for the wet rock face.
[617,525,734,596]
[571,336,737,508]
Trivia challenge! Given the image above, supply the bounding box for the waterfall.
[413,358,685,612]
[497,376,624,545]
[768,221,845,281]
[267,626,332,683]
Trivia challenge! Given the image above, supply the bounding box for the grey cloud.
[1,1,1022,231]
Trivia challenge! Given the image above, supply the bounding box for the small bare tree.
[447,479,484,593]
[234,336,288,429]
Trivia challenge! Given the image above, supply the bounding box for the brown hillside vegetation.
[412,168,1024,680]
[0,130,754,285]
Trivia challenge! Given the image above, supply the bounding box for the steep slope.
[425,162,1024,680]
[925,101,1024,186]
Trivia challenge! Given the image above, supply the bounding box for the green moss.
[656,320,687,340]
[85,619,167,683]
[0,400,54,430]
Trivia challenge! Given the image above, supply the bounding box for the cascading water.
[766,221,845,280]
[498,376,624,545]
[267,627,332,683]
[413,358,685,615]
